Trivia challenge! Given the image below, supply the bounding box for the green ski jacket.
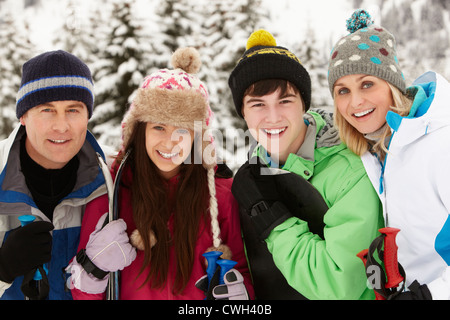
[256,110,383,299]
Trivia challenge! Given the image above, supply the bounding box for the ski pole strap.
[76,249,109,280]
[249,201,292,240]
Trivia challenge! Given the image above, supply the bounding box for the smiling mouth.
[157,150,179,159]
[263,127,287,135]
[353,108,375,118]
[49,139,69,144]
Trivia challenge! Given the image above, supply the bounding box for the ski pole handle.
[18,215,49,281]
[18,215,36,226]
[357,249,385,300]
[203,251,222,284]
[217,259,237,285]
[379,227,404,288]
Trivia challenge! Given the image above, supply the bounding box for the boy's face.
[20,100,89,169]
[242,86,307,164]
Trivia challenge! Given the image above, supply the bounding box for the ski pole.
[379,227,404,288]
[202,251,237,284]
[18,215,49,299]
[217,259,237,285]
[203,251,222,284]
[103,149,130,300]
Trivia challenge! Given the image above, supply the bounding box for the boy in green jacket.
[228,30,383,300]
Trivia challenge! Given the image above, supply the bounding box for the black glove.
[0,221,53,283]
[195,262,221,300]
[232,158,292,240]
[391,280,432,300]
[233,157,329,240]
[272,170,328,238]
[21,266,50,300]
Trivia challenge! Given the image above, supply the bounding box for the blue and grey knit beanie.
[328,9,406,94]
[16,50,94,119]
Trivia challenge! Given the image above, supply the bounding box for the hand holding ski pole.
[17,215,51,300]
[66,212,136,294]
[0,214,54,300]
[357,227,405,300]
[196,251,248,300]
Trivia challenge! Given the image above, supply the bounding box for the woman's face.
[333,74,394,134]
[145,122,194,180]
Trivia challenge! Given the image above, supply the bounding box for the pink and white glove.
[212,269,249,300]
[66,213,137,294]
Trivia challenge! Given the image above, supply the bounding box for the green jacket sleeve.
[265,170,383,300]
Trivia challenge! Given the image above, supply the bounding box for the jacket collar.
[386,72,450,148]
[0,124,106,207]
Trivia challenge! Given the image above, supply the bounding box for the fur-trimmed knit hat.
[16,50,94,119]
[228,29,312,118]
[123,47,228,254]
[328,9,406,94]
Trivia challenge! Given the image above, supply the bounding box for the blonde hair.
[334,82,413,160]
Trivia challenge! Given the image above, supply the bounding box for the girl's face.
[145,122,194,180]
[333,74,394,134]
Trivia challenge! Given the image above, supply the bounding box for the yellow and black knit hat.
[228,30,311,118]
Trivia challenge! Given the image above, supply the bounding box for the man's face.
[242,86,307,164]
[20,100,89,169]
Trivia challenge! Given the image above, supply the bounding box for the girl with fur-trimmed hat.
[329,9,450,299]
[67,48,253,300]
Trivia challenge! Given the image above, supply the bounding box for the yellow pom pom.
[246,29,277,50]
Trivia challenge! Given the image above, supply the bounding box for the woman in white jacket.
[328,9,450,299]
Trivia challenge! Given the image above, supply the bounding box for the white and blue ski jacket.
[0,124,111,300]
[362,72,450,299]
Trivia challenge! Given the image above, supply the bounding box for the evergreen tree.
[0,11,35,138]
[199,0,268,130]
[52,0,100,65]
[89,0,154,149]
[293,24,331,109]
[380,0,450,81]
[197,0,269,168]
[154,0,200,53]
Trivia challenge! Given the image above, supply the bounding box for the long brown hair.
[116,121,209,295]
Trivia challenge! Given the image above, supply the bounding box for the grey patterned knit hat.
[328,9,406,95]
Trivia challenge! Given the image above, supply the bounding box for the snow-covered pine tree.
[198,0,269,132]
[52,0,100,65]
[196,0,269,169]
[376,0,450,81]
[153,0,201,54]
[89,0,154,149]
[0,11,35,138]
[293,24,332,109]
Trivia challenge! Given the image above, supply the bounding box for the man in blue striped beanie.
[0,50,114,300]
